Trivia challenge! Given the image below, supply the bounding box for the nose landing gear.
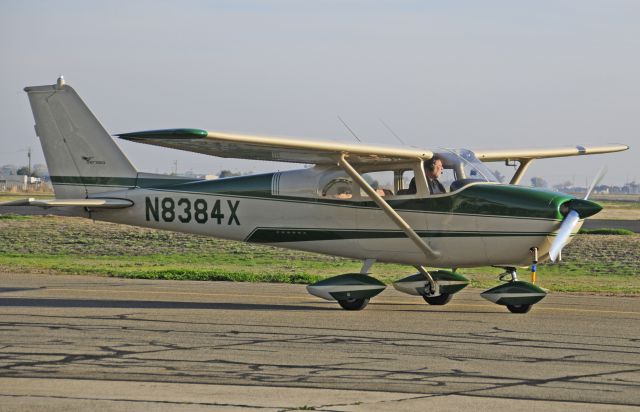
[481,248,547,314]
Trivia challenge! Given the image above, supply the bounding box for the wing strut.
[509,158,534,185]
[337,154,441,261]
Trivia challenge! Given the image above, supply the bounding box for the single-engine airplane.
[2,77,629,313]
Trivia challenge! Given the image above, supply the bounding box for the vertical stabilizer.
[24,77,137,198]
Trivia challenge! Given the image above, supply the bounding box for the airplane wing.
[117,129,432,165]
[0,198,133,209]
[117,128,629,165]
[474,144,629,161]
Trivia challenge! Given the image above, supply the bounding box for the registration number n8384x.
[145,196,240,225]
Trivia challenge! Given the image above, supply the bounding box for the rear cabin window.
[359,171,395,197]
[322,177,353,199]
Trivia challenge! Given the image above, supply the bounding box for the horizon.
[1,160,638,191]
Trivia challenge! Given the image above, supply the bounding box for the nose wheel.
[506,304,532,314]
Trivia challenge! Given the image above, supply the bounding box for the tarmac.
[0,272,639,411]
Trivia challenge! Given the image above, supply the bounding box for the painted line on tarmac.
[21,287,640,316]
[377,299,640,315]
[521,305,640,316]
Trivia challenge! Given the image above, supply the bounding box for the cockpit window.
[440,149,498,181]
[436,148,498,191]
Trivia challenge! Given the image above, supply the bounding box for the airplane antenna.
[337,116,362,143]
[378,117,406,145]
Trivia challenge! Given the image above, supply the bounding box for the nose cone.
[565,199,603,219]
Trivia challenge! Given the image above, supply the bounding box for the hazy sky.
[1,0,638,186]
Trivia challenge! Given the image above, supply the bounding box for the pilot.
[406,156,446,195]
[425,156,446,194]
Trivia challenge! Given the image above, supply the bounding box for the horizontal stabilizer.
[0,198,133,209]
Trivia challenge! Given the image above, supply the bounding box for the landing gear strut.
[498,267,519,282]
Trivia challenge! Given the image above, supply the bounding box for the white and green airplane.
[2,77,629,313]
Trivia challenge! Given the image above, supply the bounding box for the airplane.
[1,77,629,313]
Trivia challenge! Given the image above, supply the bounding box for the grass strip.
[0,214,33,220]
[1,254,638,294]
[579,228,635,235]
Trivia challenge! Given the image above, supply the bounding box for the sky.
[1,0,638,186]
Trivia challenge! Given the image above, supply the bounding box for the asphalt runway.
[0,273,639,411]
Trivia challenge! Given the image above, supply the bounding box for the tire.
[507,304,532,314]
[422,293,453,306]
[337,298,369,311]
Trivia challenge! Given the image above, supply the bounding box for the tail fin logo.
[81,156,106,165]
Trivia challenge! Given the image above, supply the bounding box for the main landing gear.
[393,267,469,306]
[423,293,453,306]
[337,298,369,311]
[306,267,470,311]
[306,273,386,310]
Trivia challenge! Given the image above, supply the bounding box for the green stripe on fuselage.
[51,176,137,186]
[246,228,555,243]
[50,175,200,188]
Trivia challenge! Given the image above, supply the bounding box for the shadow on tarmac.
[0,297,334,311]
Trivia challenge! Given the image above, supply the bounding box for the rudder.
[24,77,137,198]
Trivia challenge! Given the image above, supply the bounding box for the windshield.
[438,148,499,184]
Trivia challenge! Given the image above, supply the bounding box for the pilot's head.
[425,155,443,179]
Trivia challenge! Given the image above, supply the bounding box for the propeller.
[548,167,607,262]
[583,166,608,201]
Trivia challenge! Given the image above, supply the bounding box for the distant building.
[0,174,42,191]
[624,182,640,194]
[0,165,17,176]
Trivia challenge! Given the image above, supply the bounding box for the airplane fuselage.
[84,169,578,268]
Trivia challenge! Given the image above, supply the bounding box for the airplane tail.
[24,77,138,198]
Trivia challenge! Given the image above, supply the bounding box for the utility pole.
[27,147,31,177]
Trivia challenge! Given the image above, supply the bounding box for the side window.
[359,171,395,197]
[397,170,415,195]
[438,167,455,191]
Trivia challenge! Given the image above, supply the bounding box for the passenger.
[406,178,416,194]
